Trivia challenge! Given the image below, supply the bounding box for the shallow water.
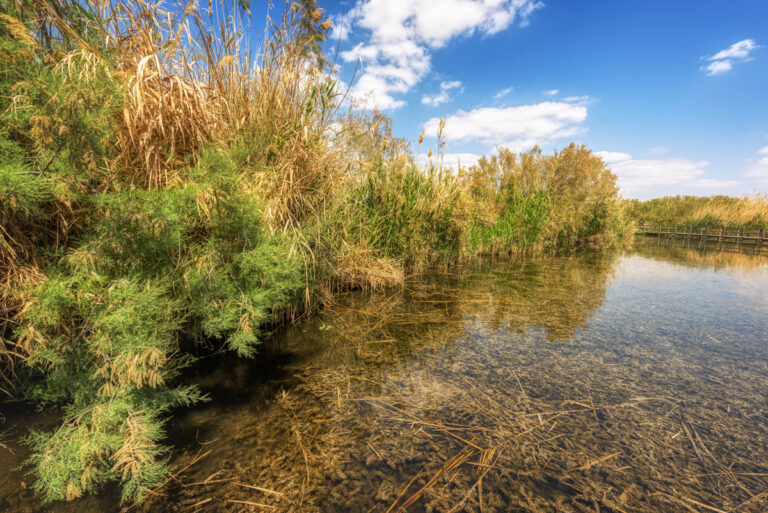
[2,241,768,512]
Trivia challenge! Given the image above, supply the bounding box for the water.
[2,241,768,512]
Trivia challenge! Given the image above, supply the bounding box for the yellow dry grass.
[691,193,768,227]
[116,54,220,188]
[330,245,404,292]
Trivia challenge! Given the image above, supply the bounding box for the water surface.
[2,242,768,512]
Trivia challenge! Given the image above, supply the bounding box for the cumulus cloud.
[423,101,588,152]
[422,92,450,107]
[598,152,741,197]
[329,15,352,42]
[702,39,761,76]
[744,158,768,183]
[595,151,633,164]
[441,80,462,90]
[338,0,543,109]
[494,86,514,99]
[704,60,733,76]
[709,39,760,61]
[422,80,463,106]
[743,146,768,184]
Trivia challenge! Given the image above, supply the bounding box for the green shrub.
[18,152,304,502]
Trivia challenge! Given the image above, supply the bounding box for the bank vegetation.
[627,194,768,229]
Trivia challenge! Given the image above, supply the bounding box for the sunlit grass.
[628,194,768,228]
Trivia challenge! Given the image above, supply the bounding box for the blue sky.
[258,1,768,199]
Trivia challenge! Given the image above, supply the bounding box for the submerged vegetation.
[628,194,768,229]
[0,0,627,505]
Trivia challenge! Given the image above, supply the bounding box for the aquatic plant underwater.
[0,0,629,505]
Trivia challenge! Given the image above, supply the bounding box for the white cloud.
[743,147,768,184]
[689,178,743,188]
[704,60,733,76]
[744,157,768,183]
[612,158,710,195]
[649,146,668,155]
[423,101,588,152]
[598,152,741,197]
[494,86,513,99]
[339,0,543,109]
[440,80,462,90]
[709,39,760,61]
[702,39,761,76]
[421,80,463,106]
[329,15,352,42]
[422,92,449,106]
[562,95,590,103]
[543,89,559,96]
[418,152,481,169]
[596,151,633,164]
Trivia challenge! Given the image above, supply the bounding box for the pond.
[2,240,768,512]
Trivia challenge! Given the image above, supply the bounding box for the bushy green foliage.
[348,164,463,269]
[467,190,551,253]
[16,148,303,502]
[463,144,625,255]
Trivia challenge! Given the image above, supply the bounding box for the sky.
[257,1,768,199]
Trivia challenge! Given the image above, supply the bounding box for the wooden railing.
[637,225,767,240]
[636,225,768,253]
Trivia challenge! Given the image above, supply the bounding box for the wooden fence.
[636,225,767,254]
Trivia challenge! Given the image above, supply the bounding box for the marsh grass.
[462,146,627,256]
[628,194,768,229]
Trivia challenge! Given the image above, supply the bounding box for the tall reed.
[627,194,768,228]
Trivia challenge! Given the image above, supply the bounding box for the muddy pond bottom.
[3,243,768,513]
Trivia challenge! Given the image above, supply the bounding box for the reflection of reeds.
[634,238,768,273]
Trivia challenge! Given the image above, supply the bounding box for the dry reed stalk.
[226,499,276,509]
[103,1,224,188]
[180,497,211,511]
[692,194,768,227]
[393,445,478,511]
[330,245,404,291]
[234,482,290,501]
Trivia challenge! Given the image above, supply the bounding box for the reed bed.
[628,194,768,229]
